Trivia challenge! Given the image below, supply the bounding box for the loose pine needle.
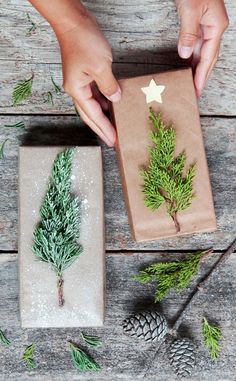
[45,91,54,106]
[0,139,9,160]
[134,250,210,302]
[51,76,62,94]
[69,342,100,371]
[12,74,34,106]
[22,343,37,369]
[0,329,11,346]
[141,108,196,232]
[202,318,222,361]
[4,121,25,129]
[81,332,102,347]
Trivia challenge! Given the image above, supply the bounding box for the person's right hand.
[55,7,121,147]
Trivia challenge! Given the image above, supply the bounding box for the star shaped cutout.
[141,79,165,104]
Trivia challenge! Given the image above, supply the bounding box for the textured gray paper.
[19,146,105,328]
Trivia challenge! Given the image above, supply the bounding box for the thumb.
[92,62,121,103]
[178,11,200,59]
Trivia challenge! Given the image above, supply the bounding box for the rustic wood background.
[0,1,235,380]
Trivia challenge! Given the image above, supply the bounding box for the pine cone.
[169,338,196,377]
[123,311,168,342]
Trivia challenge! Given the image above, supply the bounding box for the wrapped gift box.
[19,146,105,327]
[111,68,217,242]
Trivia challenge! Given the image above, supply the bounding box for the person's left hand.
[175,0,229,97]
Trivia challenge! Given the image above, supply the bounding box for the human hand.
[55,7,120,147]
[175,0,229,96]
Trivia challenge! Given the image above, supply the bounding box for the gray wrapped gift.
[18,146,105,328]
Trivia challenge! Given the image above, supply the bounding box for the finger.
[178,10,201,59]
[92,83,109,111]
[73,84,117,146]
[90,62,121,102]
[194,36,220,96]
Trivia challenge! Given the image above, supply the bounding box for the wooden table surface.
[0,1,235,380]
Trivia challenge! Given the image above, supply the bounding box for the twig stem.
[57,275,64,307]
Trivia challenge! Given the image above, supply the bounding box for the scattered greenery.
[4,121,25,129]
[141,108,196,232]
[0,329,11,346]
[22,343,37,369]
[32,148,83,307]
[51,76,62,94]
[45,91,54,106]
[12,74,34,106]
[69,342,100,371]
[0,139,9,160]
[202,318,222,361]
[81,332,102,348]
[134,250,210,302]
[26,12,38,35]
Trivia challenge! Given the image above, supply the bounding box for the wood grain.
[0,251,235,380]
[0,115,235,252]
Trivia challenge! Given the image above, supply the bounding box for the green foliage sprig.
[26,12,38,35]
[0,329,11,346]
[32,148,83,307]
[51,76,62,94]
[141,108,196,232]
[69,342,100,371]
[22,343,37,370]
[202,318,222,361]
[0,139,9,160]
[12,74,34,106]
[134,249,212,302]
[81,332,102,348]
[4,121,25,129]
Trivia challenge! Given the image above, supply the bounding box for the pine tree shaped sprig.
[33,148,83,307]
[141,108,196,232]
[134,249,212,302]
[202,318,222,361]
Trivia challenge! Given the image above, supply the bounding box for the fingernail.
[179,46,193,59]
[108,89,121,103]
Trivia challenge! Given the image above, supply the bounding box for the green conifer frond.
[141,108,196,232]
[202,318,222,361]
[0,139,9,160]
[69,342,100,371]
[51,76,62,94]
[81,332,102,348]
[4,121,25,129]
[12,74,34,106]
[134,250,209,302]
[22,343,37,369]
[0,329,11,346]
[32,148,83,306]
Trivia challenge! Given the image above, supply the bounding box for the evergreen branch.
[0,329,11,346]
[134,250,209,302]
[4,121,25,129]
[141,108,196,232]
[22,343,37,369]
[0,139,9,160]
[51,76,62,94]
[32,148,83,306]
[202,318,222,361]
[142,238,236,378]
[45,91,54,106]
[12,74,34,106]
[69,342,100,371]
[81,332,102,348]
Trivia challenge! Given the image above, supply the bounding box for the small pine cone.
[169,338,196,377]
[123,311,168,342]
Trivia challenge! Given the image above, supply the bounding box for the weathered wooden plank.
[0,60,235,116]
[0,115,235,251]
[0,252,235,380]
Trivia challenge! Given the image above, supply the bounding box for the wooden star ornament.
[141,79,165,104]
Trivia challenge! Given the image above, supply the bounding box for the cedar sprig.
[4,121,25,129]
[12,74,34,106]
[134,250,211,302]
[81,332,102,348]
[69,342,100,371]
[32,148,83,307]
[202,318,222,361]
[0,329,11,346]
[51,76,62,94]
[141,108,196,232]
[22,343,37,370]
[0,139,9,160]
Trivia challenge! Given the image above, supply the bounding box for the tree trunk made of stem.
[171,211,180,233]
[57,275,64,307]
